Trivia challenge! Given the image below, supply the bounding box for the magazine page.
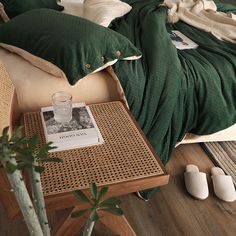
[170,30,198,50]
[41,103,104,152]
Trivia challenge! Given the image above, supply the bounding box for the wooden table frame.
[2,101,169,236]
[49,173,169,235]
[49,176,169,235]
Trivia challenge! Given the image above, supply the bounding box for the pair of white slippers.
[184,164,236,202]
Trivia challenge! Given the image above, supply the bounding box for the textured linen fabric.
[164,0,236,43]
[112,0,236,199]
[84,0,132,27]
[0,9,141,85]
[0,0,64,18]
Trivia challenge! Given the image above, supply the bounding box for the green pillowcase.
[0,0,64,18]
[0,9,141,85]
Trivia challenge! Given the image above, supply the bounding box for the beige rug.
[202,141,236,185]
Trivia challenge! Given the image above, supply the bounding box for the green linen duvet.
[110,0,236,199]
[111,0,236,165]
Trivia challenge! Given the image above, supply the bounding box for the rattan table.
[23,101,169,236]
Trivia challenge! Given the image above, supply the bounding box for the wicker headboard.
[0,61,20,134]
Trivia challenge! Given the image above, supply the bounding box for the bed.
[0,0,236,194]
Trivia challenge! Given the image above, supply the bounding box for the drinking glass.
[52,91,72,123]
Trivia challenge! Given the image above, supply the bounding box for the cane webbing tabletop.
[23,101,165,196]
[0,62,14,131]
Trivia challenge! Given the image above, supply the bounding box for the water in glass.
[52,91,72,123]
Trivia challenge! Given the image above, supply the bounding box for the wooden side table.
[23,101,169,236]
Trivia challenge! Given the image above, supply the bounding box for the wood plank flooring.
[1,144,236,236]
[121,144,236,236]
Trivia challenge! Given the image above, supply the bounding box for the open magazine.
[170,30,198,50]
[40,103,104,152]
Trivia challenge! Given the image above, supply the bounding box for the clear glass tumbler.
[52,91,72,123]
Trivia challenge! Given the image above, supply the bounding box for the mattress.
[0,48,235,145]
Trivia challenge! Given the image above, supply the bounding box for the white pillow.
[83,0,132,27]
[59,1,84,17]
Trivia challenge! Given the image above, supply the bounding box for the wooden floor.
[121,144,236,236]
[1,144,236,236]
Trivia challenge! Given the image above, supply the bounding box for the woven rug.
[202,141,236,185]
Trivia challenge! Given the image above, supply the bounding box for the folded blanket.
[164,0,236,43]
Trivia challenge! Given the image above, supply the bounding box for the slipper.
[184,164,209,200]
[211,167,236,202]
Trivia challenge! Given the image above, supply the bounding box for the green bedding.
[0,0,235,200]
[110,0,236,165]
[0,9,141,85]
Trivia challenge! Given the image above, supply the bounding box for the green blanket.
[110,0,236,166]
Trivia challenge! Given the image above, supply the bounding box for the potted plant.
[0,126,123,236]
[0,126,59,236]
[71,182,123,236]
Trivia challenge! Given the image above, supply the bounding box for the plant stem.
[1,157,43,236]
[28,160,51,236]
[83,217,95,236]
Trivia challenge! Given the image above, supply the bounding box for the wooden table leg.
[99,212,137,236]
[0,170,21,219]
[54,206,86,236]
[54,206,136,236]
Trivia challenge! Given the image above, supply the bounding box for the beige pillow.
[0,2,9,22]
[83,0,132,27]
[60,1,84,17]
[0,47,127,113]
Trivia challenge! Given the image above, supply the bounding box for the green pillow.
[0,0,64,18]
[0,9,141,85]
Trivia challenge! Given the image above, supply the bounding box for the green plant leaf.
[2,127,9,143]
[2,126,9,137]
[15,136,28,144]
[2,146,11,157]
[5,161,17,174]
[16,154,34,164]
[102,206,123,216]
[89,210,99,221]
[34,165,45,173]
[71,209,88,218]
[15,148,30,156]
[16,162,26,170]
[38,142,57,158]
[97,186,108,202]
[74,190,90,203]
[99,197,122,207]
[90,182,97,200]
[10,126,24,142]
[27,135,38,151]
